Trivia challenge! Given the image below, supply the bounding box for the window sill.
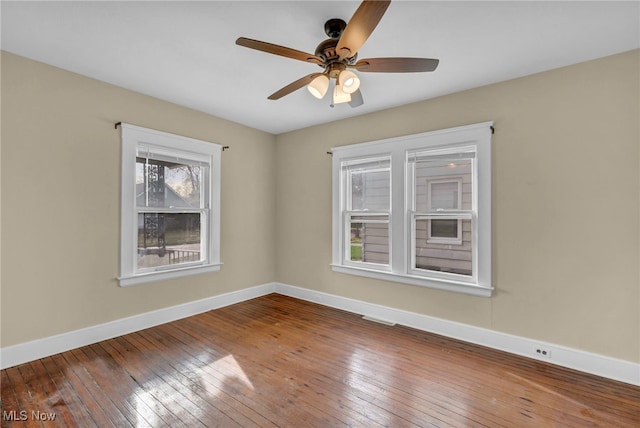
[330,264,493,297]
[118,263,222,287]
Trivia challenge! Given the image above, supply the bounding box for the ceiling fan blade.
[336,0,391,60]
[353,57,439,73]
[268,73,325,100]
[236,37,324,65]
[349,89,364,108]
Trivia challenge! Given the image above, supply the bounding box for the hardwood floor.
[2,294,639,427]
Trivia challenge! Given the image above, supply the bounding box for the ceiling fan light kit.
[307,74,330,99]
[333,82,352,105]
[236,0,438,107]
[338,69,360,94]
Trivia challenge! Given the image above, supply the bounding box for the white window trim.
[331,121,493,297]
[118,123,222,287]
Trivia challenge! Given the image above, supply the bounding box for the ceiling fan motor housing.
[315,20,359,65]
[314,38,339,62]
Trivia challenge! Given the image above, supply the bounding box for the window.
[342,157,391,266]
[119,123,222,286]
[331,122,493,296]
[409,148,475,279]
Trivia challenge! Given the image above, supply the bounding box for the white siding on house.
[415,219,472,275]
[358,222,389,264]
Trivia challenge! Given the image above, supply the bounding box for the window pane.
[137,212,202,269]
[350,218,389,264]
[415,219,472,276]
[415,158,472,211]
[136,158,205,208]
[350,169,390,211]
[430,182,459,209]
[431,219,459,238]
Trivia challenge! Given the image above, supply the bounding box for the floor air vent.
[362,315,396,326]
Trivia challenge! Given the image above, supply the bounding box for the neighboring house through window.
[119,123,222,286]
[425,177,464,246]
[331,122,493,296]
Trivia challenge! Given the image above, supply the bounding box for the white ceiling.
[2,1,639,134]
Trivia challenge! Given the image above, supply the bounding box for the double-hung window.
[331,122,493,296]
[342,156,391,267]
[118,123,222,286]
[408,146,475,279]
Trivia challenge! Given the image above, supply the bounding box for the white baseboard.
[0,283,276,370]
[2,281,638,386]
[273,282,640,386]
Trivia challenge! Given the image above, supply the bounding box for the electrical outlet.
[534,347,551,358]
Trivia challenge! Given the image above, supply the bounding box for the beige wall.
[275,50,640,362]
[1,52,277,347]
[2,49,638,365]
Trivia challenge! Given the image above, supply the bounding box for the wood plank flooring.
[2,294,639,427]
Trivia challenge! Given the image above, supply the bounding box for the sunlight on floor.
[202,354,255,395]
[131,354,254,426]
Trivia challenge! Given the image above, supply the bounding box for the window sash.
[344,158,391,213]
[135,209,208,274]
[136,157,209,210]
[408,147,476,280]
[134,144,211,273]
[344,213,390,267]
[410,212,475,282]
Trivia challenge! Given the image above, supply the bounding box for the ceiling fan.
[235,0,439,108]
